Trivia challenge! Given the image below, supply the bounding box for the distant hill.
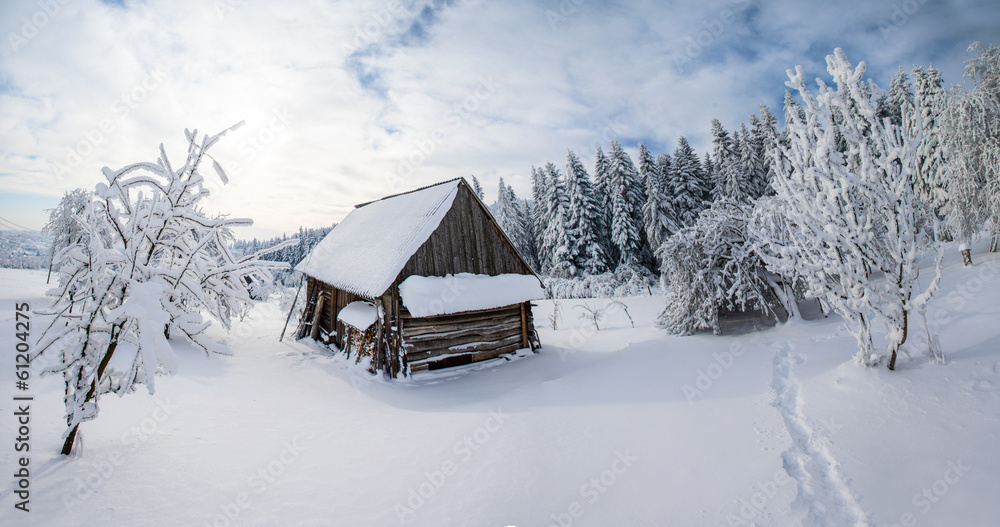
[0,230,51,269]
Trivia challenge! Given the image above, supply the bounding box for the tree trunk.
[61,325,122,455]
[888,309,908,371]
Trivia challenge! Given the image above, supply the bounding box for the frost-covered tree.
[640,142,676,254]
[657,198,780,335]
[43,188,91,284]
[565,150,609,274]
[737,121,764,201]
[756,49,942,370]
[940,43,1000,251]
[36,125,295,454]
[911,65,949,218]
[888,66,915,130]
[538,162,574,276]
[666,136,709,228]
[471,175,485,201]
[710,119,745,200]
[608,141,645,266]
[753,105,781,197]
[592,146,616,264]
[495,179,539,272]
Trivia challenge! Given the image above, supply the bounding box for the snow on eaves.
[399,273,544,317]
[295,180,459,298]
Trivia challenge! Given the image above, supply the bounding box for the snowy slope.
[1,240,998,526]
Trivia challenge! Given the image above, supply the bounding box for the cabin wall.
[400,302,531,372]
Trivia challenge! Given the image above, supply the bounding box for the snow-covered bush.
[756,49,942,369]
[36,125,295,455]
[656,198,781,335]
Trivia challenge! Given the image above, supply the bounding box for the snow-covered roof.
[399,273,544,317]
[337,301,381,330]
[295,179,460,298]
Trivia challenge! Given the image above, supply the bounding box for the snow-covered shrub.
[656,198,780,335]
[756,49,942,369]
[36,125,295,455]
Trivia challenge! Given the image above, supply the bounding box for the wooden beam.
[310,295,326,341]
[520,302,529,350]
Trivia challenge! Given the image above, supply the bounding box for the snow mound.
[399,272,543,317]
[337,301,380,330]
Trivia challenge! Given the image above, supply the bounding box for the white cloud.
[0,0,998,236]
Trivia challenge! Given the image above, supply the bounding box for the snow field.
[0,241,998,526]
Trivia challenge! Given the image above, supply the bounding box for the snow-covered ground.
[1,240,999,527]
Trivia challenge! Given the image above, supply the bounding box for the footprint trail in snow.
[771,343,869,527]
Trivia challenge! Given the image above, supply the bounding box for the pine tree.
[530,166,548,267]
[592,146,615,264]
[911,65,950,219]
[639,142,675,253]
[667,136,710,228]
[495,178,538,271]
[888,66,915,130]
[754,105,781,197]
[471,175,485,201]
[565,150,609,274]
[710,118,744,200]
[608,141,645,267]
[540,162,574,276]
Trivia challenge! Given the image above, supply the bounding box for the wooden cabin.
[294,178,542,377]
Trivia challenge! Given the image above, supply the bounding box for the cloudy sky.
[1,0,999,238]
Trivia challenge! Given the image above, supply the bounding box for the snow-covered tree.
[911,65,949,219]
[752,105,781,197]
[608,141,645,266]
[756,49,942,370]
[495,178,539,272]
[565,150,609,274]
[737,121,764,201]
[940,43,1000,251]
[657,198,780,335]
[666,136,709,228]
[36,125,295,454]
[471,175,485,201]
[43,188,91,284]
[640,142,675,254]
[710,118,745,200]
[592,146,615,263]
[539,162,574,276]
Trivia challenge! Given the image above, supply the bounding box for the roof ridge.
[354,177,464,209]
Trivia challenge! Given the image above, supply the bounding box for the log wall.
[401,303,529,372]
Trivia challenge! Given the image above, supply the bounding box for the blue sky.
[1,0,999,238]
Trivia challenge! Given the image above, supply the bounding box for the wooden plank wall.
[400,185,534,279]
[401,304,527,372]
